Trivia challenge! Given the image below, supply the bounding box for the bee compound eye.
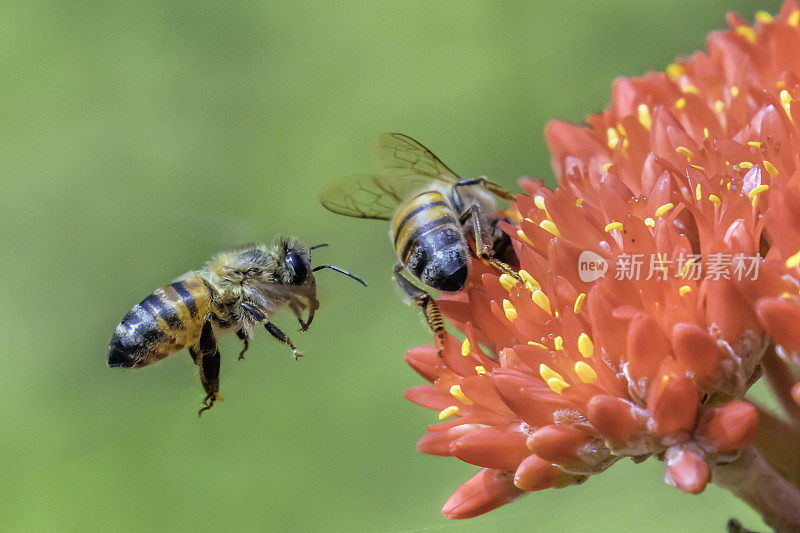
[284,250,308,284]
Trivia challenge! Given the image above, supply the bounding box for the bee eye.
[284,250,308,284]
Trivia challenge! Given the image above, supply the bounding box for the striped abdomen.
[108,275,214,368]
[391,190,469,292]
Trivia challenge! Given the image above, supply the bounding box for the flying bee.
[107,237,366,415]
[319,133,517,351]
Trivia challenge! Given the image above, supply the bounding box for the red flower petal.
[441,469,523,519]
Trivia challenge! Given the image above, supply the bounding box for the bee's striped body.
[108,275,215,368]
[390,190,469,292]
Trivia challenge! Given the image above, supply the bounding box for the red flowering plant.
[404,3,800,531]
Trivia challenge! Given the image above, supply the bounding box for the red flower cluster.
[405,2,800,520]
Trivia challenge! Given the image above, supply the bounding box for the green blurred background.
[0,1,783,531]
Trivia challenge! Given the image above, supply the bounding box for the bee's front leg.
[289,301,310,332]
[264,322,302,359]
[190,320,223,416]
[467,205,519,280]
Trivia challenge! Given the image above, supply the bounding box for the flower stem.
[713,446,800,532]
[762,345,800,426]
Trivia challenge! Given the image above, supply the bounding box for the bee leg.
[466,204,520,279]
[264,321,303,360]
[191,320,223,417]
[236,329,249,360]
[394,263,447,357]
[454,176,516,201]
[289,301,310,332]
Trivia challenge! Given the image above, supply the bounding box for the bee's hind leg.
[394,263,447,357]
[264,322,303,360]
[190,320,223,417]
[236,329,249,360]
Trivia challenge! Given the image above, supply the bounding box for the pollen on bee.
[539,364,564,383]
[604,221,623,232]
[546,377,569,394]
[532,290,551,315]
[573,292,586,314]
[655,203,674,217]
[679,285,692,296]
[461,338,471,357]
[539,219,560,237]
[498,273,518,292]
[675,146,693,161]
[449,385,473,405]
[574,361,597,384]
[578,333,594,358]
[502,299,518,322]
[438,406,460,420]
[786,250,800,269]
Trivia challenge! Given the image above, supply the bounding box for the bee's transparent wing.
[319,173,432,220]
[376,132,460,184]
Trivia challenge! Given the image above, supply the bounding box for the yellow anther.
[786,250,800,269]
[607,128,620,150]
[675,97,686,109]
[764,160,778,176]
[781,292,794,300]
[547,377,570,394]
[602,162,613,172]
[655,203,675,217]
[573,292,586,314]
[644,217,656,228]
[708,194,721,207]
[527,341,548,349]
[539,219,561,237]
[675,146,693,161]
[534,195,547,210]
[578,332,594,358]
[680,256,698,278]
[532,290,551,315]
[778,80,787,90]
[617,123,627,136]
[679,285,692,296]
[450,385,473,405]
[502,299,518,322]
[682,85,699,95]
[715,100,725,113]
[539,364,564,383]
[519,269,541,291]
[474,365,486,375]
[666,63,684,81]
[703,127,710,139]
[731,86,740,97]
[517,229,534,246]
[790,10,800,27]
[499,273,518,291]
[553,336,564,351]
[691,164,706,172]
[781,89,793,121]
[575,198,583,207]
[438,406,460,420]
[461,338,471,357]
[695,183,702,201]
[748,184,769,199]
[756,11,773,24]
[747,141,761,148]
[637,104,651,131]
[739,161,753,169]
[574,361,598,384]
[735,25,757,44]
[604,221,623,232]
[726,182,732,190]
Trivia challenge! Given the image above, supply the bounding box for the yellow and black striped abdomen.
[107,275,214,368]
[391,190,470,292]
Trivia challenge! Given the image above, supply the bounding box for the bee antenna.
[312,265,367,287]
[309,243,329,251]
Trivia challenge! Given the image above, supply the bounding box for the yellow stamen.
[726,182,732,190]
[666,63,684,81]
[539,219,561,237]
[637,104,651,130]
[655,203,674,217]
[449,385,473,405]
[517,229,534,246]
[474,365,486,375]
[739,161,753,169]
[499,273,518,291]
[534,195,547,210]
[605,221,623,232]
[781,292,793,300]
[574,361,597,384]
[675,146,693,162]
[438,406,460,420]
[518,270,541,292]
[735,25,757,44]
[461,338,471,357]
[578,333,594,358]
[547,378,570,394]
[532,290,551,315]
[679,285,692,296]
[790,10,800,27]
[575,198,583,207]
[682,85,699,95]
[675,97,686,109]
[703,127,710,139]
[680,257,698,278]
[756,11,773,24]
[781,89,793,121]
[778,80,787,90]
[602,162,613,172]
[573,293,586,314]
[617,123,626,136]
[764,160,778,176]
[695,183,702,201]
[527,341,548,349]
[502,299,518,322]
[715,100,725,113]
[708,194,721,207]
[539,364,563,383]
[747,140,761,148]
[644,217,656,228]
[691,164,706,172]
[748,184,769,199]
[553,336,564,351]
[731,86,740,97]
[786,250,800,269]
[607,128,620,150]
